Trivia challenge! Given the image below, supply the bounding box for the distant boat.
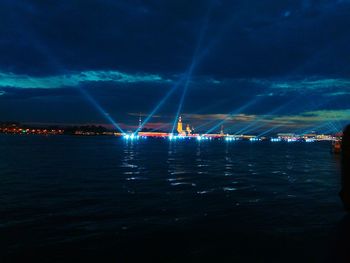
[332,140,342,154]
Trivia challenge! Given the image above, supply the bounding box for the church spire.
[138,113,142,131]
[177,116,183,134]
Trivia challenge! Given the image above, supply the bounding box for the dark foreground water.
[0,135,346,262]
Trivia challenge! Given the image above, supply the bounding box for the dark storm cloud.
[0,0,210,75]
[1,0,350,77]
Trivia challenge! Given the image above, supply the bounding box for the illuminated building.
[186,124,192,135]
[177,116,185,135]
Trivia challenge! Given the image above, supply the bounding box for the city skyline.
[1,0,349,134]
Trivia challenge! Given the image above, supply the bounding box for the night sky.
[1,0,349,134]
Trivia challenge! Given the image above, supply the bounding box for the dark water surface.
[0,135,345,262]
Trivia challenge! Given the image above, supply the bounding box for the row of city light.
[270,138,282,142]
[122,133,320,143]
[225,137,238,141]
[123,134,141,140]
[169,134,212,141]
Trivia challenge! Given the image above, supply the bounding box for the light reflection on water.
[115,137,344,221]
[0,135,344,253]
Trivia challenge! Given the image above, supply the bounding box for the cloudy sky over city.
[1,0,349,133]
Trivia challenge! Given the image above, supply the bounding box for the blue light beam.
[135,77,185,134]
[171,10,210,134]
[205,97,261,134]
[79,87,124,133]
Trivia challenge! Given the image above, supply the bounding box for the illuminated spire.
[177,116,183,134]
[138,113,142,131]
[186,124,192,134]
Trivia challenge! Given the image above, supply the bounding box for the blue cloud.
[0,70,170,89]
[269,78,350,91]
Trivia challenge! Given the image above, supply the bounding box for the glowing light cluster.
[225,137,236,142]
[123,133,140,140]
[249,137,260,142]
[305,138,315,143]
[168,134,186,141]
[167,134,214,141]
[270,138,281,142]
[197,136,211,141]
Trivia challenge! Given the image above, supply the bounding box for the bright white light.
[124,133,140,140]
[197,136,202,141]
[169,134,177,141]
[305,138,315,143]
